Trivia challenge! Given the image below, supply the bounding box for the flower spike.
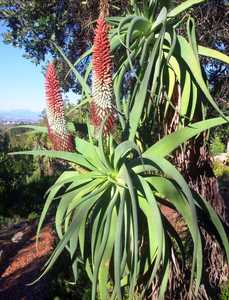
[90,17,117,135]
[45,63,75,152]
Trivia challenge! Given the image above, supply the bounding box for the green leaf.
[40,196,97,280]
[194,193,229,263]
[126,16,150,50]
[168,0,205,18]
[53,42,91,98]
[98,207,117,300]
[65,48,92,80]
[158,244,170,300]
[186,17,199,63]
[74,136,106,171]
[143,117,229,158]
[190,81,198,121]
[128,47,155,140]
[138,177,164,292]
[92,190,119,300]
[180,70,191,124]
[198,45,229,65]
[114,191,125,300]
[177,36,225,118]
[98,125,113,171]
[113,141,140,169]
[67,122,76,133]
[146,176,202,293]
[65,180,106,229]
[9,150,95,170]
[36,171,78,246]
[122,165,139,297]
[151,7,167,32]
[168,55,181,82]
[138,195,157,263]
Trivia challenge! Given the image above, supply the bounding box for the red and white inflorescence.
[90,17,117,135]
[45,63,75,152]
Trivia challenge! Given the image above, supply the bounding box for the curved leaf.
[143,117,229,158]
[168,0,205,18]
[9,150,94,170]
[198,45,229,65]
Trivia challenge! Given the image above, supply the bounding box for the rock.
[11,231,24,243]
[214,153,228,164]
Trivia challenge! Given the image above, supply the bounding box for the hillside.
[0,110,41,124]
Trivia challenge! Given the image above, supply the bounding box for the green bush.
[221,281,229,300]
[213,161,229,177]
[210,136,225,155]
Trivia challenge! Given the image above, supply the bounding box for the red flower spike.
[45,63,75,152]
[90,18,117,135]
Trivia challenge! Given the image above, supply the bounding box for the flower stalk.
[45,63,75,152]
[90,17,117,135]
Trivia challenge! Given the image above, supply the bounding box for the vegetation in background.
[213,161,229,177]
[210,135,226,155]
[0,125,58,221]
[220,280,229,300]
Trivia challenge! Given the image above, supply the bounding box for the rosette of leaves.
[12,116,229,300]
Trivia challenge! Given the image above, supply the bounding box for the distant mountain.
[0,110,41,123]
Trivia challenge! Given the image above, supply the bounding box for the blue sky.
[0,23,45,112]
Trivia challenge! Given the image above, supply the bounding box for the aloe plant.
[11,1,229,299]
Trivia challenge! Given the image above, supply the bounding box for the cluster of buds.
[45,63,75,152]
[90,17,117,135]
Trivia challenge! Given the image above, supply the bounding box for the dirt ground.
[0,221,55,300]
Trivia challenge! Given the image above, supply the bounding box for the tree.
[0,0,128,92]
[0,122,61,216]
[193,1,229,144]
[0,128,35,213]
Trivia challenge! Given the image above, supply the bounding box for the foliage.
[0,0,89,93]
[212,161,229,177]
[191,0,229,145]
[194,0,229,109]
[210,135,225,155]
[12,0,229,299]
[47,251,92,300]
[0,128,35,212]
[0,0,128,92]
[221,280,229,300]
[0,126,58,218]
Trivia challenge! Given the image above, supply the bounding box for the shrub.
[213,161,229,177]
[210,135,225,155]
[221,281,229,300]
